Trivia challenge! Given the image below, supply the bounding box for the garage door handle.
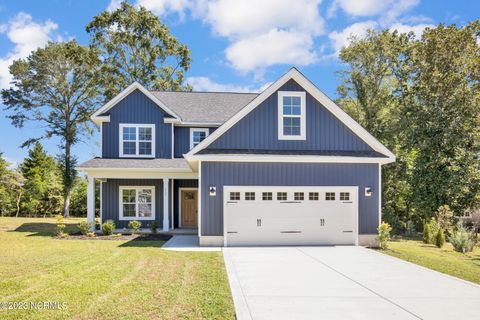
[257,219,261,227]
[320,218,325,226]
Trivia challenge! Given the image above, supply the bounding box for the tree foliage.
[337,21,480,231]
[1,40,101,217]
[86,1,191,101]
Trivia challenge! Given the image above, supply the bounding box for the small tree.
[435,228,445,248]
[128,220,142,234]
[435,205,454,235]
[422,222,432,244]
[449,222,474,253]
[377,222,392,249]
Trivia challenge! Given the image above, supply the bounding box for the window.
[262,192,273,200]
[278,91,306,140]
[245,192,255,200]
[340,192,350,201]
[119,186,155,220]
[294,192,304,201]
[325,192,336,201]
[277,192,287,201]
[230,192,240,201]
[309,192,319,200]
[119,124,155,157]
[190,128,210,149]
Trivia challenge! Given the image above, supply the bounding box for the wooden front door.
[181,189,198,227]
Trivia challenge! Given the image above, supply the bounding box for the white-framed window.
[277,91,306,140]
[277,192,287,201]
[309,192,319,200]
[230,192,240,201]
[119,124,155,157]
[119,186,155,220]
[262,192,273,200]
[190,128,210,149]
[245,192,255,200]
[326,192,336,201]
[340,192,350,201]
[294,192,304,201]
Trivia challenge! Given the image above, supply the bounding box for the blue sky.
[0,0,478,167]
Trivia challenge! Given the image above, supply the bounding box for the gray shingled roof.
[77,158,191,170]
[151,91,258,123]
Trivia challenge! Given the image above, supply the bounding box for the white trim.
[189,128,210,150]
[99,181,103,225]
[186,68,395,162]
[188,154,392,164]
[87,176,95,231]
[198,160,202,237]
[170,179,174,229]
[91,82,180,124]
[378,163,382,225]
[77,169,197,180]
[163,178,169,231]
[164,119,222,127]
[277,91,306,140]
[119,123,156,158]
[119,186,156,221]
[178,187,198,228]
[99,124,103,157]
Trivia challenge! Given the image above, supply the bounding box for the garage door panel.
[224,186,358,246]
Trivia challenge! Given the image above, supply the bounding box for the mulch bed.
[55,232,172,241]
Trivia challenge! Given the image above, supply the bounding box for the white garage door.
[224,186,358,246]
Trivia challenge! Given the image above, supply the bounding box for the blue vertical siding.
[174,127,217,158]
[102,179,163,229]
[173,179,198,227]
[102,89,172,158]
[200,162,379,236]
[207,79,373,152]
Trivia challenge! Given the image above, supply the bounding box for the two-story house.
[78,68,395,246]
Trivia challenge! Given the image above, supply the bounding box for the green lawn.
[381,237,480,284]
[0,217,234,320]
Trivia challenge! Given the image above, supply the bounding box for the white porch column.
[163,178,170,232]
[87,175,95,231]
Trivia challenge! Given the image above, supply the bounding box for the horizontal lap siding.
[173,179,198,228]
[102,89,172,158]
[208,79,372,152]
[201,162,379,236]
[174,127,217,158]
[102,179,163,229]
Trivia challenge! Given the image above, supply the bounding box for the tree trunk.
[15,190,22,218]
[63,191,71,218]
[62,140,73,218]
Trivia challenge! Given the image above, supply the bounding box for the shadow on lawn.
[12,222,79,237]
[118,234,172,248]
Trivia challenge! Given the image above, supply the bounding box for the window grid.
[277,192,287,201]
[229,192,240,201]
[120,125,154,157]
[325,192,336,201]
[262,192,273,200]
[294,192,304,201]
[340,192,350,201]
[245,192,255,201]
[120,187,154,219]
[309,192,319,200]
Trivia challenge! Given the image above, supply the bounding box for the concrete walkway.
[223,246,480,320]
[161,235,221,251]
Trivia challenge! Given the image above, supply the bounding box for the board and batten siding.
[200,162,379,236]
[102,179,164,229]
[174,127,217,158]
[102,89,173,158]
[207,79,373,152]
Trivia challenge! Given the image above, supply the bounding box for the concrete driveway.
[223,246,480,320]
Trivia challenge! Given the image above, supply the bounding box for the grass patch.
[381,237,480,284]
[0,217,234,320]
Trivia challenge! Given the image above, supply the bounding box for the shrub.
[449,223,474,253]
[435,205,454,235]
[128,220,142,234]
[78,221,94,235]
[56,214,67,237]
[86,232,96,238]
[377,222,392,249]
[102,220,116,235]
[435,228,445,248]
[422,222,432,244]
[382,211,405,235]
[150,221,159,234]
[405,221,416,238]
[112,233,122,238]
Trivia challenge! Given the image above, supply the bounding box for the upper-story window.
[277,91,306,140]
[119,124,155,157]
[190,128,209,149]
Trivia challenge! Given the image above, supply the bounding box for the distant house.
[78,68,395,246]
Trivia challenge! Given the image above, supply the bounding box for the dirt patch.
[55,233,172,241]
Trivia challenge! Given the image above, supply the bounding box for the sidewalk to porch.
[162,235,222,252]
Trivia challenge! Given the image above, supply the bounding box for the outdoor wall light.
[365,187,372,197]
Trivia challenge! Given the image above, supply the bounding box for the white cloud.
[0,12,58,89]
[328,21,378,54]
[187,76,267,92]
[107,0,123,11]
[329,0,420,22]
[225,29,317,75]
[389,22,433,38]
[136,0,192,20]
